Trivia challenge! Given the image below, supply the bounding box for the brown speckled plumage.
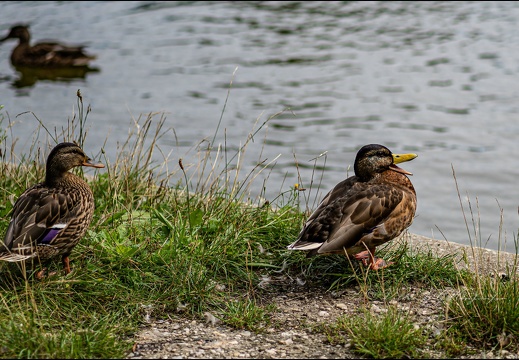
[0,25,96,68]
[288,144,417,270]
[1,142,104,275]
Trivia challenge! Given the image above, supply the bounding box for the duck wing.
[2,184,76,258]
[291,180,414,255]
[27,42,95,66]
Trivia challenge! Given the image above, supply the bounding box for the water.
[1,1,518,251]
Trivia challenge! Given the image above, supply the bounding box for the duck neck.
[16,31,30,45]
[45,167,71,186]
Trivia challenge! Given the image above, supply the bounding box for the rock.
[335,303,348,310]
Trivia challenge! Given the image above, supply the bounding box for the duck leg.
[354,248,393,270]
[62,255,71,274]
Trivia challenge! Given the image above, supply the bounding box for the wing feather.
[3,184,76,253]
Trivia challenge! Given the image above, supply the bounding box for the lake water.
[1,1,518,252]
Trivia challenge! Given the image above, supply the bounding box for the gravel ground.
[127,234,519,359]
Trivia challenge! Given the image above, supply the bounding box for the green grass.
[218,298,275,332]
[446,273,519,348]
[0,93,305,358]
[278,232,467,310]
[441,170,519,351]
[1,92,519,358]
[318,306,428,358]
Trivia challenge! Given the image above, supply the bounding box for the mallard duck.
[0,24,96,68]
[1,142,104,277]
[288,144,417,270]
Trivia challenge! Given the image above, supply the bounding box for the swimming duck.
[1,142,104,277]
[0,24,96,68]
[288,144,417,270]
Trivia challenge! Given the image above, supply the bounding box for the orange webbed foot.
[36,268,47,280]
[353,250,393,270]
[370,257,394,270]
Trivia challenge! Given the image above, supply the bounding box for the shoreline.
[403,232,518,277]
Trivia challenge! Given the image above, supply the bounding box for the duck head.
[0,24,31,43]
[45,142,104,183]
[354,144,417,180]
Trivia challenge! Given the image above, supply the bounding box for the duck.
[288,144,417,270]
[0,24,96,68]
[0,142,104,277]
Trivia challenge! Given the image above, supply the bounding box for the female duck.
[0,24,96,68]
[288,144,417,270]
[1,142,104,276]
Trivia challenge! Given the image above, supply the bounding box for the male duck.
[1,142,104,276]
[288,144,417,270]
[0,24,96,68]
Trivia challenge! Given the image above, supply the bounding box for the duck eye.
[70,149,83,156]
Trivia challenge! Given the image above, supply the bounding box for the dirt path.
[127,234,519,359]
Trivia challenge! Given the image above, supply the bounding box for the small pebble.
[335,303,348,310]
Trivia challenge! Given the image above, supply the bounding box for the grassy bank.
[0,95,518,358]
